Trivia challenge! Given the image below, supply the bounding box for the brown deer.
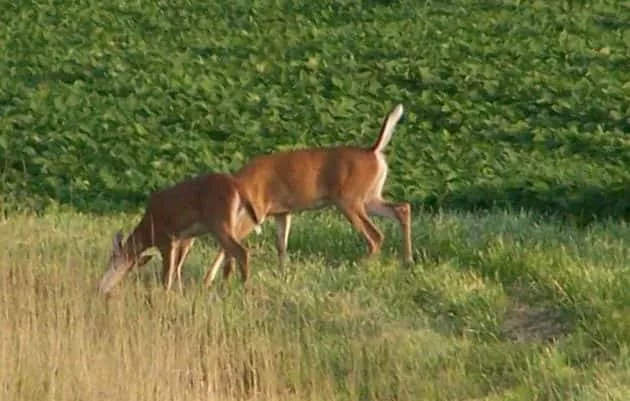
[202,103,412,288]
[98,173,260,295]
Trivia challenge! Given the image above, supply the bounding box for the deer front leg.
[274,213,291,271]
[174,238,194,294]
[160,243,178,291]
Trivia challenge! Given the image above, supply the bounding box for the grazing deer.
[98,173,260,295]
[202,103,413,288]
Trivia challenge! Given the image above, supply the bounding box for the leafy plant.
[1,0,629,219]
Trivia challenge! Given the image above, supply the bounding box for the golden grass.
[0,213,439,401]
[2,211,630,401]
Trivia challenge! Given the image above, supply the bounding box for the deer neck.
[122,224,150,263]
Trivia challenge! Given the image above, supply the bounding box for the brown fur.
[98,173,260,295]
[203,104,413,288]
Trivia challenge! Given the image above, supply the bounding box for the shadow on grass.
[416,179,630,227]
[5,155,630,233]
[409,263,578,344]
[5,175,630,230]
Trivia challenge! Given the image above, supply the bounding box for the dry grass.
[0,213,433,401]
[2,211,630,401]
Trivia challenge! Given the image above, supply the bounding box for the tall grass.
[1,210,629,400]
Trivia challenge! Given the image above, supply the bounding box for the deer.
[200,103,413,288]
[98,172,261,296]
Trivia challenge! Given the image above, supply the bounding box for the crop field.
[2,0,630,400]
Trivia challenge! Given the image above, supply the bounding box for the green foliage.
[1,0,630,218]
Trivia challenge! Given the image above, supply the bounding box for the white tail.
[371,103,404,153]
[202,103,413,288]
[98,173,259,295]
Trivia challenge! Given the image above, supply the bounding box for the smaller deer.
[98,173,260,295]
[202,103,412,288]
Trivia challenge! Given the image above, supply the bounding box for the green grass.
[2,0,630,400]
[1,0,630,218]
[2,210,630,400]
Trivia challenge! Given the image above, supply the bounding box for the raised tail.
[370,104,404,153]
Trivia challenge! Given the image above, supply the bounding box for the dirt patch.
[501,300,574,343]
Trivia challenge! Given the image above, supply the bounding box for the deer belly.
[178,222,207,238]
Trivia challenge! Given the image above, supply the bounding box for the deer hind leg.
[204,211,262,288]
[366,199,413,264]
[174,238,194,294]
[214,230,250,286]
[203,229,243,289]
[336,201,384,258]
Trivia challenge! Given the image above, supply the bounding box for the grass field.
[2,0,630,400]
[3,211,630,401]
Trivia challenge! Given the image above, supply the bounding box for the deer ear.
[112,230,124,254]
